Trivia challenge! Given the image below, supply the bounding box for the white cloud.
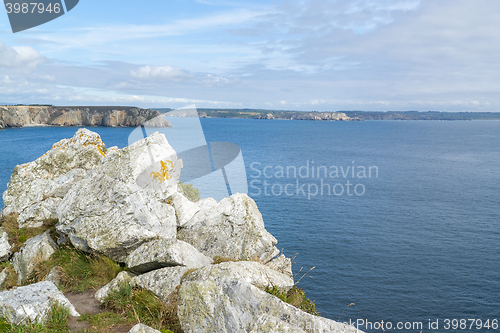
[130,66,193,81]
[0,41,45,69]
[201,74,231,87]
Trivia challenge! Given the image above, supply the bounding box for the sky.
[1,0,500,111]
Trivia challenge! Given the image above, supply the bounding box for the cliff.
[0,106,170,130]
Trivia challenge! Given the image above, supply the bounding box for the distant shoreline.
[154,108,500,121]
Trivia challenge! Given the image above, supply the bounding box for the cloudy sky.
[1,0,499,111]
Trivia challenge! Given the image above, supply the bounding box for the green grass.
[0,301,70,333]
[99,282,182,333]
[0,214,58,253]
[265,286,319,316]
[0,263,18,291]
[28,246,122,293]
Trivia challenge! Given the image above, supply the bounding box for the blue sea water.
[1,120,499,332]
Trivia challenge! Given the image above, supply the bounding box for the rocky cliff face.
[0,106,170,129]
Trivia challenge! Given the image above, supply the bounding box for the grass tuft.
[0,214,58,253]
[265,285,319,316]
[28,245,122,293]
[0,263,18,291]
[99,282,183,333]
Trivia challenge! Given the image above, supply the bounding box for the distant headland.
[155,108,500,121]
[0,105,170,130]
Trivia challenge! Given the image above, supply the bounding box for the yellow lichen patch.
[150,160,175,183]
[97,145,106,157]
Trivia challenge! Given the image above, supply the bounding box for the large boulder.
[1,129,106,226]
[0,227,12,261]
[0,281,79,325]
[56,132,182,262]
[125,238,212,274]
[178,277,360,333]
[17,197,61,228]
[183,261,294,291]
[130,266,189,303]
[177,193,279,263]
[168,192,201,227]
[11,231,57,284]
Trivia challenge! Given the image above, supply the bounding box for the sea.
[0,119,499,333]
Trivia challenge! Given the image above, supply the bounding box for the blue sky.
[1,0,500,111]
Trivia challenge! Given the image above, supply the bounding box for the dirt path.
[64,290,132,332]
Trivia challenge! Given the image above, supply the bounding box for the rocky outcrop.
[56,131,181,262]
[183,261,294,290]
[125,239,212,274]
[130,266,189,303]
[177,193,280,264]
[0,105,170,129]
[179,277,358,333]
[0,281,79,325]
[1,129,107,227]
[12,231,57,284]
[0,127,361,333]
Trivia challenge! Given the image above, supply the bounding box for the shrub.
[265,285,319,316]
[177,182,200,202]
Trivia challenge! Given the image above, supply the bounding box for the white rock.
[128,323,161,333]
[17,197,61,228]
[183,261,294,290]
[0,227,12,261]
[126,238,213,274]
[51,168,87,198]
[95,271,136,303]
[1,129,106,226]
[130,266,189,302]
[43,266,64,286]
[0,281,79,325]
[178,277,361,333]
[12,231,57,284]
[266,254,293,279]
[169,192,200,227]
[178,193,280,263]
[56,132,181,262]
[0,269,8,289]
